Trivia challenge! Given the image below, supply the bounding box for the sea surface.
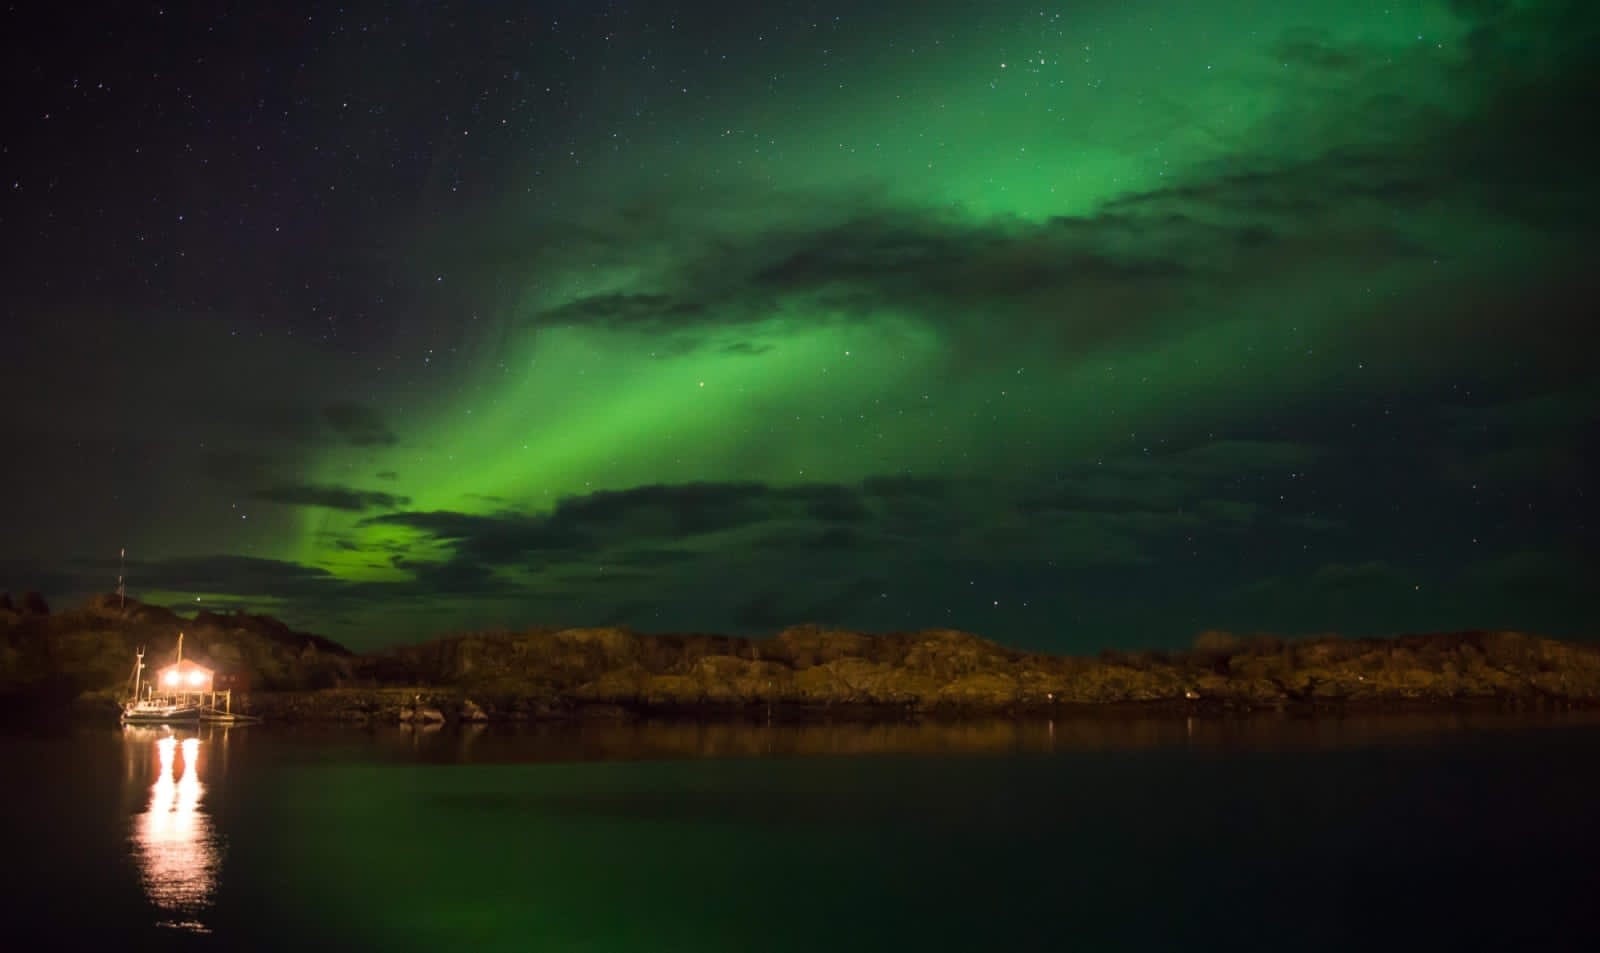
[2,713,1596,951]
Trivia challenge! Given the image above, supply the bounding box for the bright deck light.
[188,670,206,686]
[164,671,180,686]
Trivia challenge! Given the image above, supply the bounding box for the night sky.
[3,1,1594,652]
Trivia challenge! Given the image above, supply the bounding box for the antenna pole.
[117,547,126,610]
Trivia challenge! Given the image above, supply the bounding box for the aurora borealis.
[3,0,1594,650]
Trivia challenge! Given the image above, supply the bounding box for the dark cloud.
[1468,550,1594,600]
[504,1,1595,371]
[859,475,950,500]
[525,209,1209,357]
[1271,31,1364,73]
[356,444,1334,618]
[1446,0,1511,17]
[608,548,701,568]
[536,293,713,332]
[361,510,584,563]
[230,404,340,448]
[1227,560,1418,614]
[733,577,885,631]
[403,559,512,596]
[1307,561,1409,593]
[1437,384,1600,490]
[560,482,871,533]
[1099,153,1438,227]
[253,484,412,511]
[0,559,83,597]
[596,599,662,627]
[1022,441,1320,516]
[750,526,874,553]
[367,481,877,566]
[517,171,1435,370]
[730,591,786,631]
[205,402,402,457]
[131,555,344,598]
[719,341,774,357]
[201,449,279,485]
[322,402,399,447]
[1166,441,1323,476]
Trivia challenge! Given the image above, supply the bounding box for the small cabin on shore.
[155,658,214,693]
[124,632,245,722]
[145,649,236,715]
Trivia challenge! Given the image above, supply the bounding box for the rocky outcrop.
[0,595,356,705]
[233,628,1600,723]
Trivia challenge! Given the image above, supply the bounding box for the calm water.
[2,714,1596,951]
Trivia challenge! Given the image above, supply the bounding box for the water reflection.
[126,728,222,933]
[305,707,1600,765]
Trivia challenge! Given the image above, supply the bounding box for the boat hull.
[121,705,202,725]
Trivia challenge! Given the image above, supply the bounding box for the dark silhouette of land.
[3,594,1597,722]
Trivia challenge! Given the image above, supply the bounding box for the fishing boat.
[122,634,257,725]
[122,697,203,724]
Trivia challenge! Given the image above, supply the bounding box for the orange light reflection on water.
[132,734,219,934]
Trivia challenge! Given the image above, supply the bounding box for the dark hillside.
[4,595,1597,722]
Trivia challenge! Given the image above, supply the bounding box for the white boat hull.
[121,703,201,725]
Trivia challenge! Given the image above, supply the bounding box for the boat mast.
[130,646,145,702]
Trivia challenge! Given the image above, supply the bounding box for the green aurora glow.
[6,0,1595,648]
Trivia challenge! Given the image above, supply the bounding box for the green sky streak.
[302,1,1479,574]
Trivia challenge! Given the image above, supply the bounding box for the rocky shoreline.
[8,598,1599,725]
